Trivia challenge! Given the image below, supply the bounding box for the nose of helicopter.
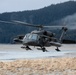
[22,39,38,46]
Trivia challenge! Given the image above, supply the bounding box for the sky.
[0,0,70,13]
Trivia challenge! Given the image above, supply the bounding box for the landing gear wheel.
[42,47,48,52]
[55,47,60,51]
[26,46,32,50]
[21,46,32,50]
[37,47,48,52]
[42,47,46,52]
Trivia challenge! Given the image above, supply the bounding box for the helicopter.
[0,20,68,52]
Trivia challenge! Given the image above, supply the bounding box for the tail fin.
[59,27,68,43]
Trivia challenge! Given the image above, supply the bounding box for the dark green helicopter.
[0,20,68,52]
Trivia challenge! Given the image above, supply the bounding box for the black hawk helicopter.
[0,20,68,52]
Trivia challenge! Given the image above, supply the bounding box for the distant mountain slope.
[0,1,76,24]
[0,1,76,43]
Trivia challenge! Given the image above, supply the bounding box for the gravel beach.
[0,57,76,75]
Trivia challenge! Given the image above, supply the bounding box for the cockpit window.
[28,34,38,40]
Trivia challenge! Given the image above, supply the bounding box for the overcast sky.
[0,0,70,13]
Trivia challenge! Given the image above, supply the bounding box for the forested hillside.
[0,1,76,43]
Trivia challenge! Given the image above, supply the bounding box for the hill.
[0,1,76,43]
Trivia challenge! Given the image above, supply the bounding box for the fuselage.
[22,32,61,47]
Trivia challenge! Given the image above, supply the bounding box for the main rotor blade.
[0,20,75,30]
[0,20,14,24]
[0,20,43,28]
[45,24,76,30]
[13,20,43,28]
[14,21,67,29]
[44,26,65,28]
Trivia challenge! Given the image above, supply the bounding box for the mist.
[59,13,76,30]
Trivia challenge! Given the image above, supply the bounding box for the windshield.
[28,34,38,40]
